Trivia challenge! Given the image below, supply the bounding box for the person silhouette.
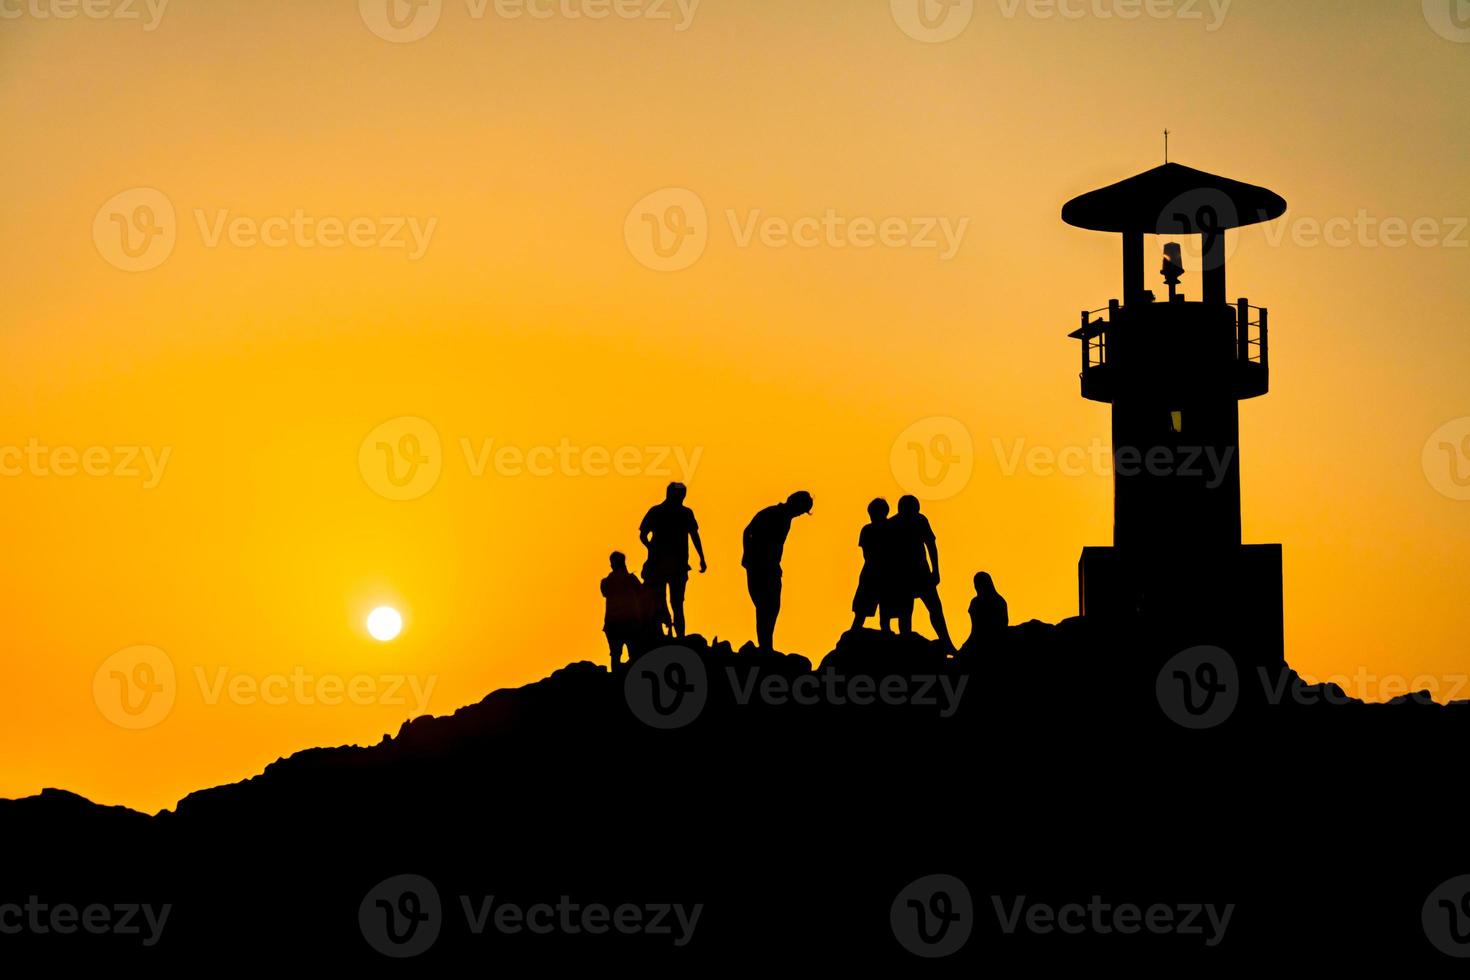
[850,497,894,633]
[636,556,672,655]
[638,482,706,639]
[599,551,642,669]
[741,491,814,652]
[960,571,1008,658]
[888,495,954,650]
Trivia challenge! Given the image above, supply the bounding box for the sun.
[366,606,403,642]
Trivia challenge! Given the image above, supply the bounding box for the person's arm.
[923,525,946,587]
[639,510,654,550]
[691,528,707,573]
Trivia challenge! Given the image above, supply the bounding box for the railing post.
[1080,312,1090,375]
[1260,307,1269,368]
[1108,298,1119,320]
[1237,298,1250,361]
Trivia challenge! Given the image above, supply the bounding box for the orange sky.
[2,0,1469,813]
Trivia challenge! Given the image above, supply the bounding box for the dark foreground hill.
[3,620,1469,968]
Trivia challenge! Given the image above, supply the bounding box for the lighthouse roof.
[1061,162,1287,234]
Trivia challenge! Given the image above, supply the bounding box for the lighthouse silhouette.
[1063,161,1288,674]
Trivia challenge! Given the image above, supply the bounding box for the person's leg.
[668,576,688,638]
[922,588,953,649]
[749,569,777,650]
[765,574,783,650]
[607,633,621,669]
[896,595,914,635]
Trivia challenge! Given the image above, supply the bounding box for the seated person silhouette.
[887,495,954,650]
[638,482,707,639]
[741,491,814,652]
[600,551,642,669]
[960,571,1009,659]
[635,557,672,656]
[850,497,895,633]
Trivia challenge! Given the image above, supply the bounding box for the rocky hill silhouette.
[4,621,1468,967]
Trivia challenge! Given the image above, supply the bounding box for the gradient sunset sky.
[2,0,1468,812]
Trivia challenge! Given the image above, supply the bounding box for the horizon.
[3,0,1470,814]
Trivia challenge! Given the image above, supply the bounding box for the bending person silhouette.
[888,495,954,650]
[600,551,642,669]
[639,482,706,638]
[960,571,1008,658]
[850,497,894,633]
[741,491,814,651]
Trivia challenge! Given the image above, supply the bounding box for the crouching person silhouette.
[888,495,954,650]
[600,552,642,669]
[851,497,894,633]
[742,491,814,652]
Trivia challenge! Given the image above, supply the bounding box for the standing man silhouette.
[741,491,814,652]
[599,551,642,669]
[639,482,706,639]
[889,494,954,650]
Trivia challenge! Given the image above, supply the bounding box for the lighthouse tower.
[1062,162,1287,670]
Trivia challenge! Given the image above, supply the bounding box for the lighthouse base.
[1079,544,1285,674]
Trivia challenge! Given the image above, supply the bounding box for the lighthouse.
[1063,161,1287,670]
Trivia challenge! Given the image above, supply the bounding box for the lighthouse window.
[1170,411,1183,433]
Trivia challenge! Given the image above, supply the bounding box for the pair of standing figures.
[850,495,953,647]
